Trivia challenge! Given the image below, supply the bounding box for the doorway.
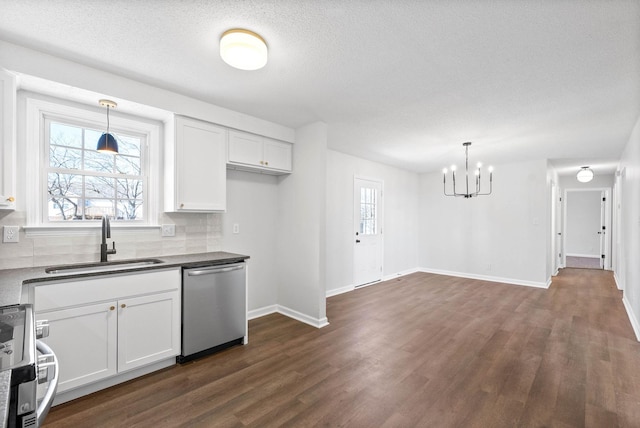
[353,177,384,287]
[563,188,611,269]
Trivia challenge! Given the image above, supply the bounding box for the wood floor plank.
[43,268,640,427]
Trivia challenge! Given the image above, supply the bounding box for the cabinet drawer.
[35,268,180,312]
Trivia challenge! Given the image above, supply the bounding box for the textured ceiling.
[0,0,638,174]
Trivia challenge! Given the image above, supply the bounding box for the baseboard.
[614,271,623,291]
[326,284,354,297]
[418,267,550,289]
[383,267,420,282]
[565,253,600,258]
[622,293,640,342]
[277,304,330,328]
[248,304,329,329]
[325,268,420,298]
[53,357,176,406]
[248,304,278,320]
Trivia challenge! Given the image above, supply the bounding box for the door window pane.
[359,187,378,235]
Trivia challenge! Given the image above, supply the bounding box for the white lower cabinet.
[117,291,179,372]
[34,269,181,394]
[40,302,118,392]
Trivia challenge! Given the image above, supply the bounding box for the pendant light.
[576,166,594,183]
[220,29,268,70]
[96,99,119,154]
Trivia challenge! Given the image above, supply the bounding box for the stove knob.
[0,343,12,355]
[36,320,50,339]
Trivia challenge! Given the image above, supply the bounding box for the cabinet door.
[37,302,117,393]
[175,116,226,211]
[0,69,16,209]
[263,139,292,172]
[228,130,263,167]
[117,290,180,373]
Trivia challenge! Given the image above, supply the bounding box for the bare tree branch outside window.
[47,121,145,222]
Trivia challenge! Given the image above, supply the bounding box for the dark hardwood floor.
[43,268,640,427]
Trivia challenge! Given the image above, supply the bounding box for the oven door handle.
[36,340,59,426]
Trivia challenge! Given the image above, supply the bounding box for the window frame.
[24,94,161,233]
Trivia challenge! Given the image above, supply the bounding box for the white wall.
[548,167,561,275]
[222,170,279,311]
[559,174,614,189]
[619,114,640,339]
[419,159,550,287]
[0,39,293,319]
[565,190,602,257]
[325,150,419,295]
[275,122,328,327]
[0,40,294,142]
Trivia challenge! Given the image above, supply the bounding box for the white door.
[354,177,383,287]
[551,184,562,272]
[599,190,609,269]
[556,191,563,269]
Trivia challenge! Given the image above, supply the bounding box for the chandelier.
[442,142,493,198]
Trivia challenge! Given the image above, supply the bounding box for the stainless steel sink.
[45,258,164,275]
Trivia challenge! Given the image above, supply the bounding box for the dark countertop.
[0,251,249,308]
[0,251,249,306]
[0,251,248,428]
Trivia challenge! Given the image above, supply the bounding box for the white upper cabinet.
[228,130,292,174]
[165,115,227,212]
[0,69,16,210]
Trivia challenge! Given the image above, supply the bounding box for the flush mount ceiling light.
[442,142,493,198]
[96,99,118,154]
[220,29,268,70]
[576,166,594,183]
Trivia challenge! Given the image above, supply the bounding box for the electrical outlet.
[161,224,175,237]
[3,226,19,243]
[233,224,240,234]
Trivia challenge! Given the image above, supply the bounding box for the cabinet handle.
[259,160,264,165]
[180,203,184,208]
[265,161,269,166]
[121,304,126,309]
[110,306,115,311]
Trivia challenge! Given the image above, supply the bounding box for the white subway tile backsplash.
[0,211,223,268]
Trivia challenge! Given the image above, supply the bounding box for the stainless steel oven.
[0,304,58,428]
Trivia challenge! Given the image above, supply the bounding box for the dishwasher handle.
[186,264,244,276]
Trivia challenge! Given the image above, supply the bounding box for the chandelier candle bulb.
[443,142,493,198]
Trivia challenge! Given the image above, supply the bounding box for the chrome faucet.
[100,215,117,262]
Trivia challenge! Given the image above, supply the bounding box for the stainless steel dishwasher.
[178,262,246,363]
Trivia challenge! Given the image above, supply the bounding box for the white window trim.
[24,95,161,235]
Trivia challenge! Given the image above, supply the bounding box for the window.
[46,119,145,222]
[25,96,161,230]
[359,187,378,235]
